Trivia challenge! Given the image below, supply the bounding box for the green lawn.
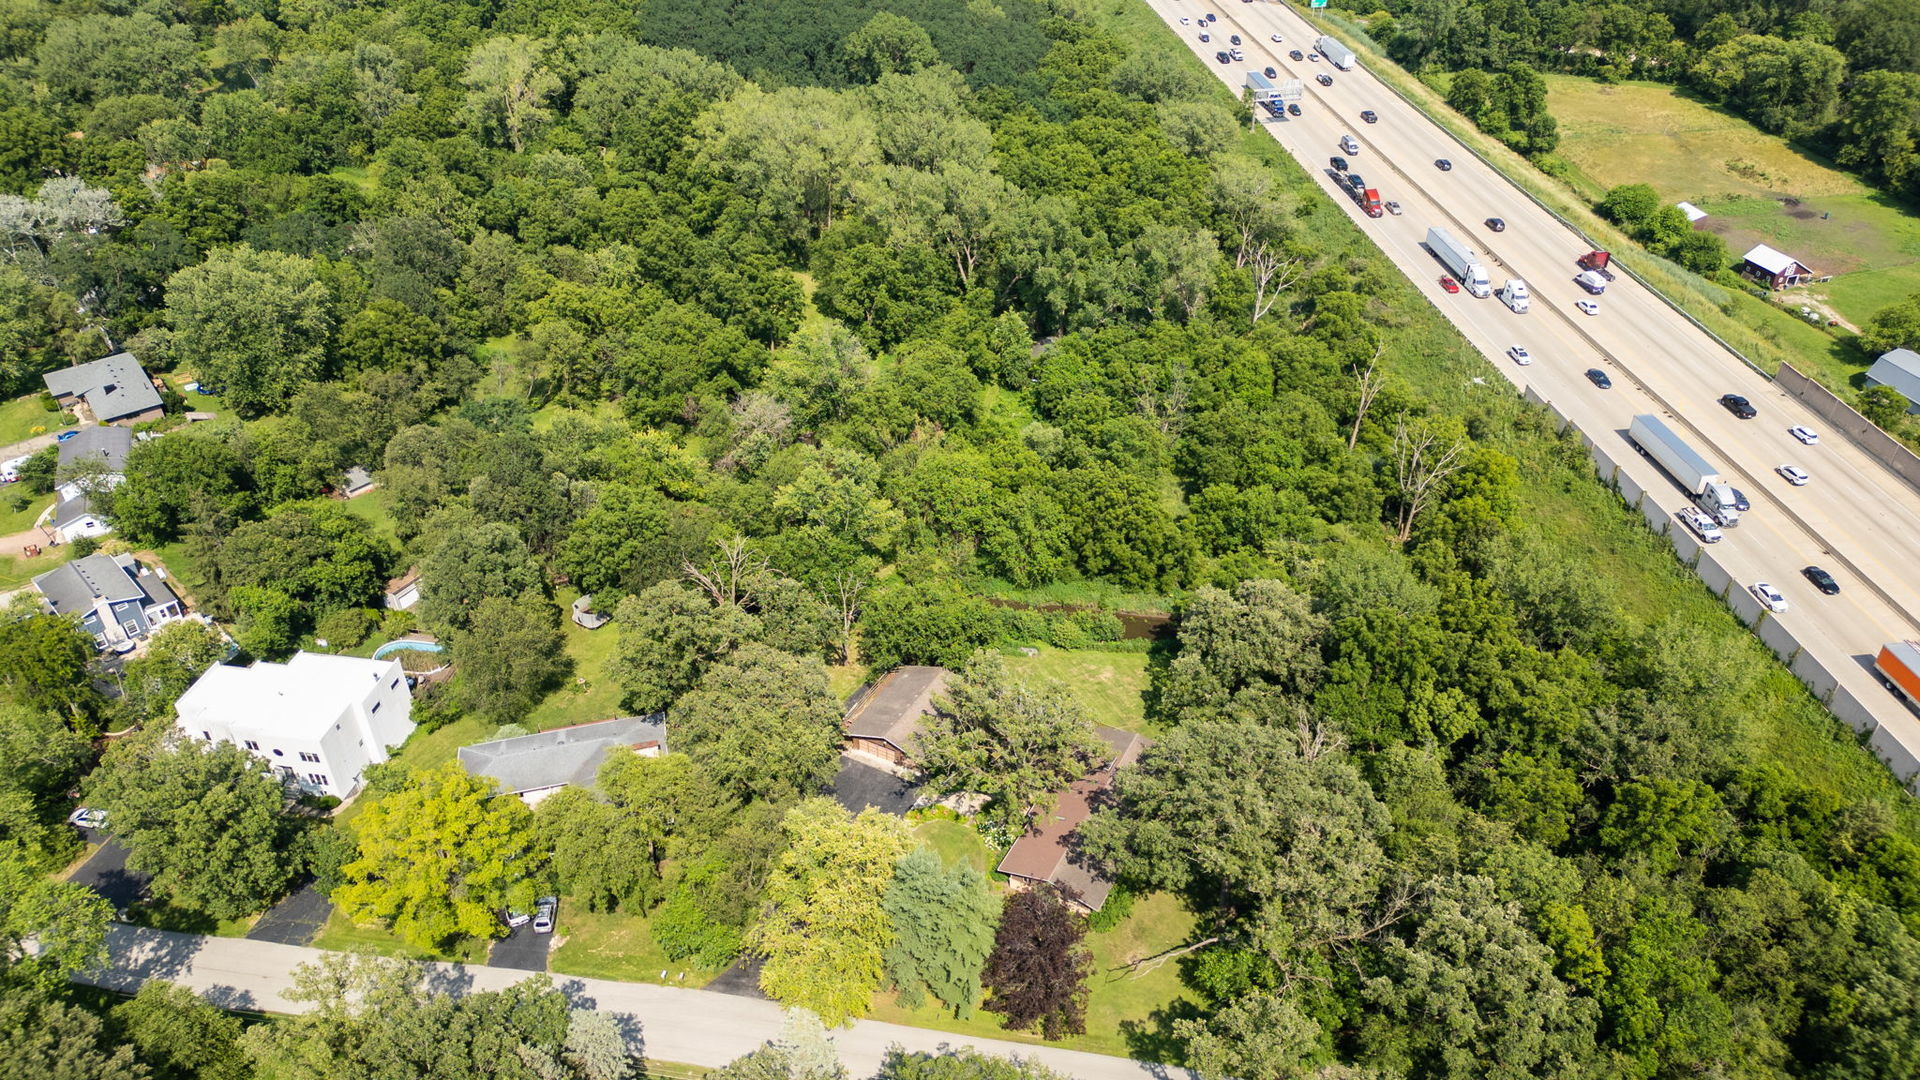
[1004,648,1153,734]
[0,542,74,591]
[0,394,71,446]
[865,890,1199,1061]
[520,590,627,730]
[0,489,52,534]
[549,908,725,988]
[914,818,993,874]
[311,908,487,964]
[339,486,401,543]
[827,662,869,702]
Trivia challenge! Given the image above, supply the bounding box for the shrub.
[68,536,100,558]
[1086,884,1136,933]
[652,889,746,967]
[316,608,375,650]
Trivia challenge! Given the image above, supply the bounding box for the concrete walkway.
[0,429,58,463]
[80,926,1180,1079]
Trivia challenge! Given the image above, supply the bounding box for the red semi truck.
[1877,641,1920,711]
[1578,250,1615,280]
[1361,188,1383,217]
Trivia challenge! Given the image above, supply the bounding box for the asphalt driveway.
[487,923,552,971]
[247,882,330,946]
[68,838,150,913]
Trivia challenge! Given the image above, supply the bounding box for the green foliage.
[453,595,570,723]
[534,751,735,913]
[113,981,251,1080]
[165,245,336,418]
[116,620,231,726]
[882,848,1001,1015]
[981,884,1091,1039]
[667,644,844,802]
[84,726,306,919]
[0,981,142,1079]
[0,705,92,866]
[857,582,1000,671]
[1861,293,1920,357]
[0,615,104,732]
[919,650,1104,826]
[874,1046,1071,1080]
[751,799,913,1025]
[609,581,759,714]
[334,762,544,950]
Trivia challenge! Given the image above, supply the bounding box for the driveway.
[247,882,330,946]
[487,923,551,972]
[82,926,1179,1079]
[832,756,924,816]
[0,430,57,464]
[67,838,149,914]
[704,955,768,999]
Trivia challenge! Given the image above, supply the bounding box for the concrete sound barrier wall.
[1776,362,1920,498]
[1756,612,1803,668]
[1791,648,1839,702]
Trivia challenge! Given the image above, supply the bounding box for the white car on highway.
[1677,506,1723,543]
[1575,299,1600,316]
[1507,345,1532,366]
[1751,582,1790,614]
[1789,424,1820,445]
[1270,34,1282,42]
[1776,464,1810,486]
[1179,16,1190,23]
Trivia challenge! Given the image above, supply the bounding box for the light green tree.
[609,580,760,714]
[462,35,562,152]
[334,762,542,950]
[454,595,569,724]
[840,12,938,83]
[751,799,912,1025]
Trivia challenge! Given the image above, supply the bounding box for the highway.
[1144,0,1920,767]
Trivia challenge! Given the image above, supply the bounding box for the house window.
[299,752,320,763]
[201,731,211,741]
[272,748,284,757]
[243,740,260,751]
[307,774,329,787]
[390,678,400,689]
[371,702,381,714]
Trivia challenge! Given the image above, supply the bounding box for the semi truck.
[1876,641,1920,713]
[1577,250,1616,281]
[1628,413,1742,526]
[1360,188,1383,217]
[1317,35,1356,71]
[1499,278,1531,313]
[1426,227,1491,297]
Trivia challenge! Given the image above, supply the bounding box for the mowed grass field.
[1544,75,1920,331]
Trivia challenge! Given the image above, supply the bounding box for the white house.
[175,652,416,799]
[48,493,112,543]
[55,425,134,501]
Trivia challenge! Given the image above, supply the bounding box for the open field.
[1544,75,1920,335]
[0,394,71,446]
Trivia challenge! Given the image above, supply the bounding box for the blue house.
[33,553,184,651]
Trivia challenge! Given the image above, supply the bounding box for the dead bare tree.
[681,535,768,609]
[825,566,871,664]
[1248,243,1305,324]
[1347,343,1385,449]
[1391,419,1467,542]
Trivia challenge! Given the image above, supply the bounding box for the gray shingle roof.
[33,553,147,613]
[458,715,668,795]
[42,353,163,422]
[57,425,134,475]
[51,493,96,529]
[1867,349,1920,403]
[843,666,946,760]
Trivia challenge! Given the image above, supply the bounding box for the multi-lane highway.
[1145,0,1920,764]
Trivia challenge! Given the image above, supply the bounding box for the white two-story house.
[174,652,416,799]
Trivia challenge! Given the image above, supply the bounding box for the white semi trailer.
[1425,227,1491,297]
[1628,413,1742,526]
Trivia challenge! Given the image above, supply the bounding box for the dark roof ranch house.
[996,725,1147,914]
[842,665,948,768]
[42,353,165,425]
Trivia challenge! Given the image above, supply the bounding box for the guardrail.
[1289,5,1773,380]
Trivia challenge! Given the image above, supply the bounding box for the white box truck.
[1499,278,1531,313]
[1628,413,1741,526]
[1425,227,1491,297]
[1317,35,1356,71]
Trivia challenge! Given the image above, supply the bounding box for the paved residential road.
[80,927,1181,1079]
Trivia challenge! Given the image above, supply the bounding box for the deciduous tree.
[919,651,1102,826]
[751,799,912,1025]
[669,645,843,802]
[165,245,335,417]
[980,884,1091,1039]
[882,848,1000,1015]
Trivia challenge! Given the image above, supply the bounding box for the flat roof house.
[1741,244,1816,290]
[33,553,182,651]
[996,725,1147,914]
[842,665,947,768]
[42,353,165,425]
[176,652,416,799]
[1866,348,1920,415]
[55,425,134,502]
[458,715,667,804]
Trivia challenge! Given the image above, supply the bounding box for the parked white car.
[1750,582,1789,614]
[1677,506,1723,543]
[533,896,557,934]
[68,807,108,830]
[1776,464,1810,486]
[504,908,531,928]
[1788,424,1820,445]
[1507,345,1532,366]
